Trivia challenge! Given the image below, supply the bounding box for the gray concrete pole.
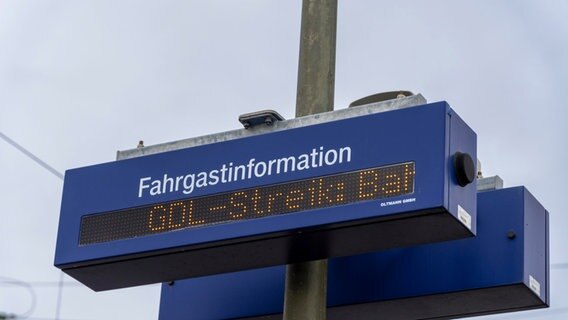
[294,0,337,118]
[283,259,328,320]
[283,0,337,319]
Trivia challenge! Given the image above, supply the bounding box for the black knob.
[454,152,475,187]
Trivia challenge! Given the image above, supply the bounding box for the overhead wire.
[0,131,64,319]
[0,282,81,287]
[0,276,37,319]
[23,318,85,320]
[0,131,159,319]
[0,131,64,180]
[53,273,64,320]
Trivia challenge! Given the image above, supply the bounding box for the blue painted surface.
[158,187,549,319]
[55,102,476,274]
[448,108,478,232]
[522,188,549,303]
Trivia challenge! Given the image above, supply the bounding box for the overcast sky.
[1,1,567,319]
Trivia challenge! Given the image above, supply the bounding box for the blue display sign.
[158,187,549,320]
[54,101,477,291]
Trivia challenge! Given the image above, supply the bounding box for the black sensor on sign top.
[454,152,475,187]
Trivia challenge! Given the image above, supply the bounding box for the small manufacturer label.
[457,205,472,230]
[529,275,541,297]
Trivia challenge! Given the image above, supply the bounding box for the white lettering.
[150,180,161,196]
[254,161,267,177]
[324,149,338,165]
[182,174,195,194]
[137,145,354,198]
[196,172,208,188]
[297,154,310,170]
[138,177,151,198]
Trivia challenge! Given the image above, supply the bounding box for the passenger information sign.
[157,187,548,319]
[54,101,477,291]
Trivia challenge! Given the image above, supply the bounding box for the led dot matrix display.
[79,162,415,245]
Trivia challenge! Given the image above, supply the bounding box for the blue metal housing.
[54,102,477,291]
[158,187,549,319]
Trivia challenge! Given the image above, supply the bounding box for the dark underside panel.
[64,208,470,291]
[242,284,546,320]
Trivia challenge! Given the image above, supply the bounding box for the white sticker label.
[529,275,541,297]
[457,205,472,230]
